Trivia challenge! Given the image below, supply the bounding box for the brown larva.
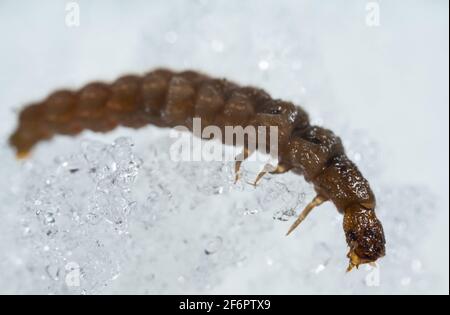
[9,69,386,271]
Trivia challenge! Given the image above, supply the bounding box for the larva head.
[343,205,386,271]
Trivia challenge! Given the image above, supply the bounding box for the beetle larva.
[9,69,386,271]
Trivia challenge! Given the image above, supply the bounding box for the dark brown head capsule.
[344,205,386,270]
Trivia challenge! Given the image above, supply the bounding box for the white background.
[0,0,448,294]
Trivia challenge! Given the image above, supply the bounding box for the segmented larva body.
[10,69,386,270]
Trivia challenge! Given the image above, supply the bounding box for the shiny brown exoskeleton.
[9,69,386,271]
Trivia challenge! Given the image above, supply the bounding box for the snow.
[0,0,448,294]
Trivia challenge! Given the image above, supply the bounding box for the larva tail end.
[16,150,31,160]
[9,129,34,160]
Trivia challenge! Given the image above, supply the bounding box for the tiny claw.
[286,212,300,236]
[234,172,240,184]
[234,161,243,184]
[251,171,267,187]
[245,180,257,187]
[16,151,30,160]
[346,263,362,273]
[346,261,359,273]
[233,148,251,185]
[250,163,285,187]
[346,263,355,273]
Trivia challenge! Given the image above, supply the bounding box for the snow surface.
[0,0,448,294]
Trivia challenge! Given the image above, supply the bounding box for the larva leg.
[286,195,327,236]
[234,147,252,184]
[250,163,291,186]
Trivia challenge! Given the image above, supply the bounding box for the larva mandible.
[9,69,386,271]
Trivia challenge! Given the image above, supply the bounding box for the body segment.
[10,69,386,269]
